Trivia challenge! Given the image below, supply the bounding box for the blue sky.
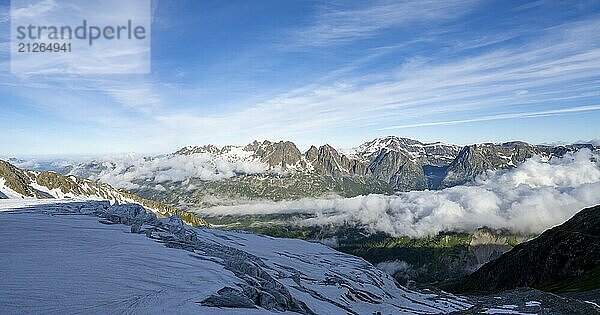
[1,0,599,155]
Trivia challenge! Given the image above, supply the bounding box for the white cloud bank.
[68,153,268,190]
[197,149,600,237]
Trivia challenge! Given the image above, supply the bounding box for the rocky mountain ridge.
[174,137,596,192]
[12,136,598,209]
[442,142,596,187]
[0,160,208,226]
[446,204,600,294]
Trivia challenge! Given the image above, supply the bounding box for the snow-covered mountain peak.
[348,136,460,166]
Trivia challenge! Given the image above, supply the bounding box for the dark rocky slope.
[446,205,600,294]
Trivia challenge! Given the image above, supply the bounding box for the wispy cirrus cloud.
[11,0,57,19]
[155,18,600,147]
[2,0,157,120]
[380,105,600,130]
[0,7,9,24]
[292,0,477,46]
[2,1,599,155]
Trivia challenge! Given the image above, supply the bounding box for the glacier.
[0,200,470,314]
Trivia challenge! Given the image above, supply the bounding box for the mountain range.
[176,136,595,190]
[28,136,596,211]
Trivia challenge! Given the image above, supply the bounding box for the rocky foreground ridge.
[446,205,600,294]
[0,159,208,226]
